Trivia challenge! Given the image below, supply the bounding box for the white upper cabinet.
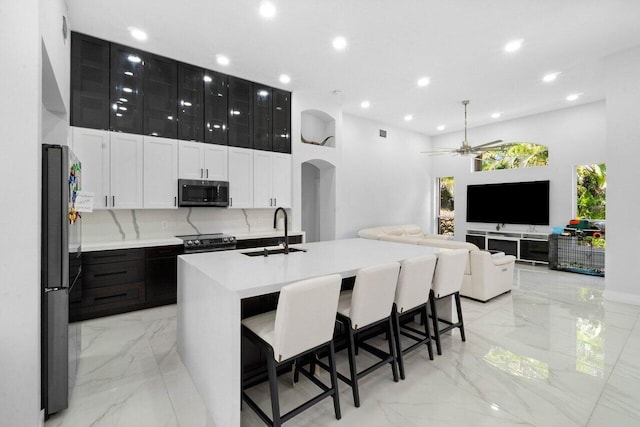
[253,151,291,208]
[271,153,292,208]
[143,136,178,209]
[228,147,253,208]
[72,127,110,209]
[178,141,228,181]
[110,132,144,209]
[72,127,143,209]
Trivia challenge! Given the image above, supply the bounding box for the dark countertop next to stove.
[81,230,305,252]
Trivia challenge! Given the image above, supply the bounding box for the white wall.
[603,46,640,304]
[339,114,433,237]
[40,0,71,114]
[430,101,607,239]
[0,0,44,425]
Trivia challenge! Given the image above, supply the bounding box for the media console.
[466,229,549,264]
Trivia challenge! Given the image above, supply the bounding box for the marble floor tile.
[46,264,640,427]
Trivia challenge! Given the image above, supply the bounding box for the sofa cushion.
[404,225,424,236]
[379,235,421,244]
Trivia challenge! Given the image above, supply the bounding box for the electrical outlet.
[161,221,168,230]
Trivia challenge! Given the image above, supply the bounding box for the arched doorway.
[301,159,336,242]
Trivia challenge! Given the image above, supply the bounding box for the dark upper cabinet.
[178,63,204,142]
[110,43,145,134]
[71,32,110,130]
[204,70,228,145]
[253,85,272,151]
[272,89,291,153]
[227,76,253,148]
[143,54,178,138]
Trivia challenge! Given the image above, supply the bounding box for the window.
[576,163,606,220]
[474,143,548,172]
[437,177,454,236]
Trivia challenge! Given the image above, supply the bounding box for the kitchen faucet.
[273,207,289,254]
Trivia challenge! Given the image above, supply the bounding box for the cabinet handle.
[274,198,277,206]
[174,196,177,207]
[112,195,115,207]
[200,168,203,178]
[105,196,108,207]
[230,197,232,207]
[206,169,209,178]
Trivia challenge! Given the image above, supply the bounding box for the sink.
[242,247,307,257]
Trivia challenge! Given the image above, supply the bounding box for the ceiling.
[67,0,640,136]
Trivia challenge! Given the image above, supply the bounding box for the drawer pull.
[94,271,127,278]
[94,293,128,301]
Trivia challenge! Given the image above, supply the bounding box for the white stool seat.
[241,311,276,347]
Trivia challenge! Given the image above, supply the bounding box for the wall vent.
[379,129,387,138]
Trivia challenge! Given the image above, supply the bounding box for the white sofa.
[357,225,516,302]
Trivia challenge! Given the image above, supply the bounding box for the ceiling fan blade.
[471,139,504,149]
[472,143,517,153]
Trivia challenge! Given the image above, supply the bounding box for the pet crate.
[548,234,605,276]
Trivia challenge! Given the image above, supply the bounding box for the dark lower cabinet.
[487,238,518,257]
[520,239,549,262]
[70,248,146,322]
[145,245,183,305]
[466,234,486,249]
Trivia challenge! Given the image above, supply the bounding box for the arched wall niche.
[301,109,336,148]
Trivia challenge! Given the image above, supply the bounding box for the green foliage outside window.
[479,143,549,171]
[577,164,606,220]
[438,177,454,236]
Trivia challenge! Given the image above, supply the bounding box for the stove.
[177,233,237,253]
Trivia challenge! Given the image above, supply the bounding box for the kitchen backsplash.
[81,208,285,243]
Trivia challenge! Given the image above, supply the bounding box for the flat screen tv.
[466,180,550,225]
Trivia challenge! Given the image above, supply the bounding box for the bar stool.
[391,254,438,380]
[241,274,342,427]
[429,249,469,355]
[327,261,401,408]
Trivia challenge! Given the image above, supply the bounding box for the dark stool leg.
[327,340,342,419]
[422,304,434,360]
[392,307,405,380]
[455,292,466,342]
[387,317,399,382]
[293,357,300,383]
[266,352,281,427]
[346,323,360,407]
[429,290,442,356]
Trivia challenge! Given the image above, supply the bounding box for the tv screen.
[466,180,550,225]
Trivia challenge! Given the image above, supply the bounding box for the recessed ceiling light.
[259,1,276,19]
[332,36,347,50]
[128,27,147,41]
[417,77,430,87]
[566,93,582,101]
[360,101,370,109]
[216,55,230,66]
[491,112,502,119]
[203,75,212,83]
[127,55,141,63]
[437,125,446,131]
[404,114,413,121]
[504,39,523,53]
[279,74,291,84]
[543,72,560,82]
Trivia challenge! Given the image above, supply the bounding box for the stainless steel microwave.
[178,179,229,207]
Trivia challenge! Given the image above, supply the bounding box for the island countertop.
[177,237,444,427]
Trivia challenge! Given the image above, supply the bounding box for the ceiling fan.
[422,100,514,155]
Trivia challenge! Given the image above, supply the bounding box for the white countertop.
[81,230,304,252]
[179,237,441,299]
[82,237,183,252]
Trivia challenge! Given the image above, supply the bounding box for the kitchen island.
[176,237,444,427]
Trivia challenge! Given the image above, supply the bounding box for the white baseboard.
[603,289,640,306]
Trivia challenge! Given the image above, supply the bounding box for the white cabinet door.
[228,147,253,208]
[110,132,144,209]
[178,141,205,179]
[253,150,272,208]
[144,136,178,208]
[203,144,228,181]
[72,127,110,210]
[271,153,292,208]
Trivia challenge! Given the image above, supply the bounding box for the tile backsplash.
[81,208,285,243]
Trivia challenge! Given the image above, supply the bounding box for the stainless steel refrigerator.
[41,144,82,417]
